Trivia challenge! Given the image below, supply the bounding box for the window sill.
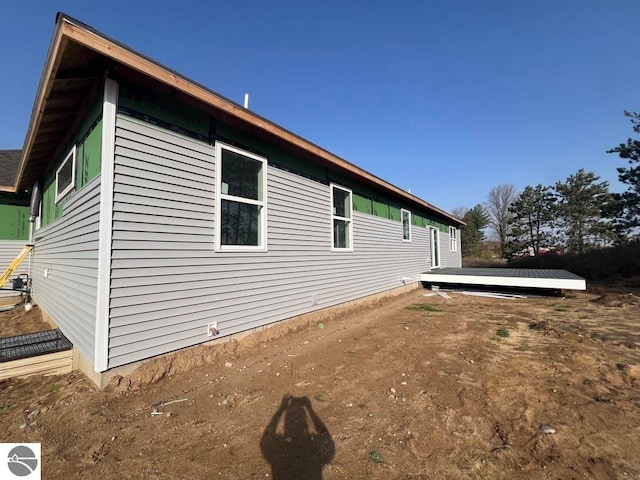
[216,246,267,253]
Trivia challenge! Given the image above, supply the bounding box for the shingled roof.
[0,150,21,189]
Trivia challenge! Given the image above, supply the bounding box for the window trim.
[330,183,353,252]
[449,226,458,252]
[401,208,411,242]
[430,226,441,269]
[214,141,268,252]
[55,146,76,203]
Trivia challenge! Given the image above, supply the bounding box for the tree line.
[456,111,640,260]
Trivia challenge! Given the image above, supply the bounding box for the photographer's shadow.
[260,395,335,479]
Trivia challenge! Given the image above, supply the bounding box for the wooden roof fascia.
[14,21,69,193]
[60,18,463,225]
[13,14,462,225]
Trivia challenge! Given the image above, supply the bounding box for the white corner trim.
[94,78,118,373]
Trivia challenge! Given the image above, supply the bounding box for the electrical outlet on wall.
[207,322,219,336]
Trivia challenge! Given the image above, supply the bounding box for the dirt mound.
[591,293,640,307]
[105,294,401,392]
[106,342,237,392]
[0,304,51,337]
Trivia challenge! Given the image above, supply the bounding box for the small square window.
[401,209,411,241]
[331,184,353,251]
[55,146,76,202]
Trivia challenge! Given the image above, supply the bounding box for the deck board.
[420,268,586,290]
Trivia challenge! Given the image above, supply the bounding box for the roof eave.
[16,13,464,226]
[14,16,69,192]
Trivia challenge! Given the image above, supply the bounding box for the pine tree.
[607,111,640,234]
[555,169,616,253]
[506,185,555,257]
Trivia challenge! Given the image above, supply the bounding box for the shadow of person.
[260,395,335,479]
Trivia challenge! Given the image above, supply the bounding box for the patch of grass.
[496,328,510,338]
[368,450,384,463]
[0,403,12,411]
[555,307,569,312]
[515,340,529,351]
[407,303,440,312]
[50,383,60,393]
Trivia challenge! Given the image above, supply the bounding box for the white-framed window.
[35,201,42,231]
[55,146,76,203]
[401,209,411,241]
[449,226,458,252]
[430,226,441,268]
[215,142,267,251]
[331,184,353,251]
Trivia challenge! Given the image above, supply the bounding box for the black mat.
[0,329,73,363]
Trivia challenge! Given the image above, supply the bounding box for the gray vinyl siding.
[0,240,27,298]
[439,231,462,268]
[31,177,101,361]
[108,115,435,368]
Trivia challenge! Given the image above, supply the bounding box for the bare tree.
[451,207,468,220]
[485,184,517,258]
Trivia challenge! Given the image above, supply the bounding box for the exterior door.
[430,227,440,269]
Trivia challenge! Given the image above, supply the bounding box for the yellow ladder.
[0,245,34,289]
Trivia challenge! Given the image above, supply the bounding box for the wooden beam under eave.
[32,133,62,146]
[0,185,16,193]
[39,106,80,117]
[54,68,98,81]
[46,90,86,102]
[30,144,56,157]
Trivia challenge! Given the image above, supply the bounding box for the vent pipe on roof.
[244,93,249,109]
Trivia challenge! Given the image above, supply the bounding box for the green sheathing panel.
[353,193,373,215]
[219,123,454,229]
[216,122,327,182]
[40,97,103,227]
[0,203,29,240]
[118,82,210,140]
[116,86,456,231]
[349,190,450,231]
[389,206,401,221]
[77,118,103,189]
[373,200,389,218]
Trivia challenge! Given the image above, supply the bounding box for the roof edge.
[17,13,465,226]
[14,14,68,192]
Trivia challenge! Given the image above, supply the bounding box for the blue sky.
[1,1,637,213]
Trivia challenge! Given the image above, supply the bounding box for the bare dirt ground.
[0,304,50,337]
[1,287,640,479]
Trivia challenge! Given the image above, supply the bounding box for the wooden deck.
[420,268,586,291]
[0,329,73,380]
[0,349,72,380]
